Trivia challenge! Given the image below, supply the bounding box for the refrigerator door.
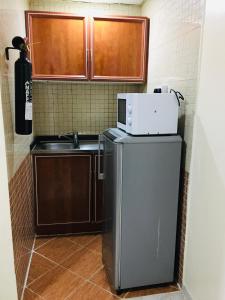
[102,128,182,291]
[102,134,122,290]
[120,140,181,289]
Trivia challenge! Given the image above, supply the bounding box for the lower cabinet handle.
[98,134,104,180]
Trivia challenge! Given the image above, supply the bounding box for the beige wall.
[29,0,142,136]
[141,0,204,172]
[183,0,225,299]
[0,0,32,181]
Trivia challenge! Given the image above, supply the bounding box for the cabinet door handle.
[90,49,93,64]
[90,49,93,76]
[98,134,104,180]
[86,49,89,76]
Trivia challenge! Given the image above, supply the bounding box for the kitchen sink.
[32,138,101,152]
[38,142,75,150]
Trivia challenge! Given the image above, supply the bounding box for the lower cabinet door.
[34,154,101,235]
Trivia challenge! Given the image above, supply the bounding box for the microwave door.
[117,98,126,131]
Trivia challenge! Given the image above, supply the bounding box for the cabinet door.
[26,11,88,80]
[90,16,149,82]
[94,154,104,223]
[34,155,91,225]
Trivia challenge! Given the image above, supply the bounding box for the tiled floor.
[23,234,179,300]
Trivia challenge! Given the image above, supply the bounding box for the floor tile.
[86,234,102,255]
[67,234,97,247]
[90,266,112,292]
[36,237,81,264]
[23,288,43,299]
[61,247,102,279]
[89,266,125,298]
[27,252,57,285]
[29,265,84,300]
[34,237,55,250]
[67,281,119,300]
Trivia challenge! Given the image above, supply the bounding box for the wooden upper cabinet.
[90,17,149,82]
[26,11,88,80]
[26,12,149,82]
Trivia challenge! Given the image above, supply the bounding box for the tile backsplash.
[33,82,141,135]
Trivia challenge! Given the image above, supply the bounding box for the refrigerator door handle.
[98,134,104,180]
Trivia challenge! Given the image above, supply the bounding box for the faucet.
[73,131,79,148]
[58,131,79,148]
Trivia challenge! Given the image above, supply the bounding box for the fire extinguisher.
[5,36,32,135]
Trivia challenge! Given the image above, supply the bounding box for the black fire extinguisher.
[5,36,32,135]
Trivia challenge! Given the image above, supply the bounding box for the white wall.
[0,87,17,299]
[183,0,225,299]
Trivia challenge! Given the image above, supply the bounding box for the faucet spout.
[73,131,79,148]
[58,131,79,148]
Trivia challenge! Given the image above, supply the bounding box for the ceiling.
[71,0,145,5]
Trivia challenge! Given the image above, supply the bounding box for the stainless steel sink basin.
[38,142,75,150]
[34,140,100,152]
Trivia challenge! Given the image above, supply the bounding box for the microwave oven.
[117,93,179,135]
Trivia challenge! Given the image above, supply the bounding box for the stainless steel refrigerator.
[99,128,182,292]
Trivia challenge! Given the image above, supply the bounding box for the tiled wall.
[9,154,34,299]
[141,0,204,172]
[29,0,142,135]
[29,0,141,15]
[0,1,35,298]
[33,82,140,135]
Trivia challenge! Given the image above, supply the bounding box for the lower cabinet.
[33,153,103,235]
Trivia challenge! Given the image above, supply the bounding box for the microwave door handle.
[98,134,104,180]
